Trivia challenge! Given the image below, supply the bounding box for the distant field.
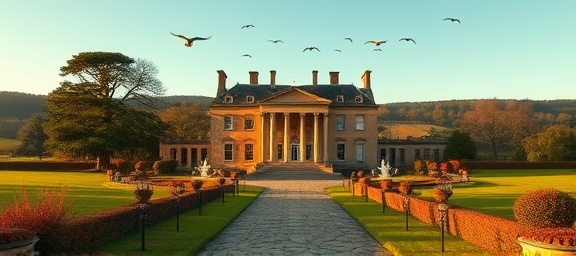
[0,137,20,154]
[384,123,451,139]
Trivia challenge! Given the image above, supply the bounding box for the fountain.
[377,159,392,178]
[195,158,212,177]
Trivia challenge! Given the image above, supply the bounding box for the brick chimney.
[216,70,227,97]
[329,71,339,85]
[312,70,318,85]
[270,70,276,85]
[361,70,372,89]
[249,71,259,85]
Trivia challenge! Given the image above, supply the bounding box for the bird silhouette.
[268,40,283,44]
[241,54,252,58]
[399,38,417,44]
[241,25,255,29]
[344,37,353,43]
[334,49,342,53]
[443,18,461,23]
[170,32,211,47]
[303,47,320,52]
[372,49,382,51]
[365,40,387,46]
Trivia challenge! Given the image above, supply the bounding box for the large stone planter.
[0,228,39,256]
[518,237,576,256]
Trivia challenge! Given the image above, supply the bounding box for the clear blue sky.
[1,0,575,104]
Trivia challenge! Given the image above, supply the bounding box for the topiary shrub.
[152,160,178,175]
[513,188,576,228]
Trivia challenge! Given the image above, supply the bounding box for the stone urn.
[135,189,154,204]
[518,237,576,256]
[380,179,393,190]
[0,228,39,256]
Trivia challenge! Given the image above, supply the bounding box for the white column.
[283,113,290,162]
[323,114,329,163]
[313,113,320,163]
[260,113,265,162]
[269,113,276,162]
[299,113,305,162]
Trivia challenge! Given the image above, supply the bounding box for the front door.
[291,144,299,161]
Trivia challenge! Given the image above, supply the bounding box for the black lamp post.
[434,175,453,253]
[134,178,153,251]
[218,178,226,203]
[171,182,185,232]
[192,179,203,215]
[399,181,413,231]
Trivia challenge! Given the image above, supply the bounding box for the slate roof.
[211,83,377,106]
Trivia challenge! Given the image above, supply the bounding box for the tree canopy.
[444,129,477,160]
[523,125,576,161]
[44,52,167,169]
[16,115,46,158]
[159,103,210,141]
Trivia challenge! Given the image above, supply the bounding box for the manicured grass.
[415,169,576,219]
[327,186,492,256]
[95,185,263,255]
[0,171,170,216]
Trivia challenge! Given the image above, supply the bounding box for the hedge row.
[60,184,233,253]
[357,183,523,255]
[0,161,97,170]
[463,161,576,169]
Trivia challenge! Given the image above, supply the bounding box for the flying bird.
[241,24,255,29]
[365,40,387,46]
[399,38,417,44]
[334,49,342,53]
[268,40,284,44]
[372,49,382,51]
[344,37,353,43]
[303,47,320,52]
[170,32,211,47]
[443,18,461,23]
[241,54,252,58]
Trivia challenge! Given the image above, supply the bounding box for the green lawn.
[95,185,263,255]
[328,186,492,256]
[416,169,576,219]
[0,171,170,216]
[0,137,20,153]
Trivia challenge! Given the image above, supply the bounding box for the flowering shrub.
[0,187,72,254]
[413,160,427,176]
[426,160,440,177]
[513,188,576,228]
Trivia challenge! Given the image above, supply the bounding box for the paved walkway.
[197,167,393,256]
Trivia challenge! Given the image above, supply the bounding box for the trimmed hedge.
[463,161,576,169]
[59,184,233,253]
[361,183,524,255]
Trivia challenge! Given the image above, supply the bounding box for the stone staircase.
[250,162,340,180]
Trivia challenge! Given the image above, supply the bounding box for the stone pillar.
[269,113,275,162]
[313,113,320,163]
[323,114,329,163]
[283,113,290,162]
[299,113,306,162]
[260,113,265,162]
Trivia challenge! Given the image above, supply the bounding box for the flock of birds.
[169,17,461,57]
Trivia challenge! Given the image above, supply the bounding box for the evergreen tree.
[16,115,47,159]
[444,129,477,160]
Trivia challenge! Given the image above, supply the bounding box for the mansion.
[159,70,448,172]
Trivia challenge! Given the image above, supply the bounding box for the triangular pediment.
[259,88,331,104]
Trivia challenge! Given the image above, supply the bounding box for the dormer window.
[246,95,254,103]
[336,95,344,102]
[224,96,233,103]
[355,95,363,103]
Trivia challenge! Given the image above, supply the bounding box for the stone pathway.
[197,166,393,256]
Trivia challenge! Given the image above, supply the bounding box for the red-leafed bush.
[0,187,72,254]
[513,188,576,228]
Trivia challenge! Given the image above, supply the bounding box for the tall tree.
[43,52,166,169]
[523,125,576,161]
[159,103,210,141]
[459,100,535,160]
[444,129,477,160]
[16,115,47,159]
